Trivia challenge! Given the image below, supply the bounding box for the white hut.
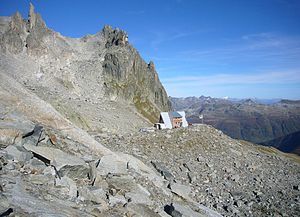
[154,111,188,129]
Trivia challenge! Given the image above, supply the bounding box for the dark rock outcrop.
[102,38,171,122]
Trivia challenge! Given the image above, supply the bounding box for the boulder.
[106,175,136,192]
[23,144,88,179]
[151,161,174,181]
[96,154,127,175]
[4,145,33,162]
[169,183,191,200]
[125,184,152,205]
[108,194,127,207]
[126,203,161,217]
[78,186,107,204]
[22,124,44,146]
[55,176,77,199]
[27,158,47,171]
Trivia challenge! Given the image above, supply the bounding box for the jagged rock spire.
[28,2,36,29]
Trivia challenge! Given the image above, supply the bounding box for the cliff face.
[0,4,170,126]
[101,26,171,123]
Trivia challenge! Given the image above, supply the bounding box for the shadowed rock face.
[262,131,300,155]
[0,4,170,125]
[101,26,170,122]
[102,40,171,122]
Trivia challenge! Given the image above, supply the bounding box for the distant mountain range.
[171,96,300,155]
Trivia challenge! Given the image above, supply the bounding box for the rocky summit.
[0,4,300,217]
[0,3,170,133]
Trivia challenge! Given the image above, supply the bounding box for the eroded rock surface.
[99,125,300,217]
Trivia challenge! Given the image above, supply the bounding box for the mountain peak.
[102,25,128,48]
[28,2,36,29]
[0,4,170,124]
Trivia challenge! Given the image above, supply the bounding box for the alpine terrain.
[0,4,299,217]
[171,96,300,155]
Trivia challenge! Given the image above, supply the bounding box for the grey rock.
[151,161,174,181]
[28,157,47,170]
[0,208,13,217]
[231,174,240,182]
[169,183,191,200]
[125,184,152,205]
[88,160,97,183]
[29,174,52,185]
[23,144,89,179]
[96,154,127,175]
[165,202,222,217]
[196,203,223,217]
[106,175,136,192]
[0,194,9,211]
[253,190,263,196]
[108,194,127,207]
[93,174,109,189]
[164,203,203,217]
[4,161,15,170]
[55,176,77,199]
[58,164,90,180]
[90,188,107,201]
[126,203,161,217]
[22,124,44,146]
[42,166,56,176]
[4,145,33,162]
[6,177,91,216]
[78,186,107,204]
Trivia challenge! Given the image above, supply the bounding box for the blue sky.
[1,0,300,99]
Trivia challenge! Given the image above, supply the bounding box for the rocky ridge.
[0,4,170,133]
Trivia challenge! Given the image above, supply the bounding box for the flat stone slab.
[23,144,88,178]
[23,144,85,170]
[96,154,128,175]
[169,183,191,200]
[4,145,33,162]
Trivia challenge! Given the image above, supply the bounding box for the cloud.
[149,29,212,50]
[162,70,300,86]
[162,70,300,98]
[150,31,190,49]
[151,33,300,67]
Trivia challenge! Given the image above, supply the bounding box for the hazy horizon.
[2,0,300,99]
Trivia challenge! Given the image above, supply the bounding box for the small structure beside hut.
[154,111,188,129]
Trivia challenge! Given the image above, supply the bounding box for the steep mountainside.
[262,131,300,155]
[0,4,170,132]
[1,4,300,217]
[170,97,300,149]
[0,72,222,217]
